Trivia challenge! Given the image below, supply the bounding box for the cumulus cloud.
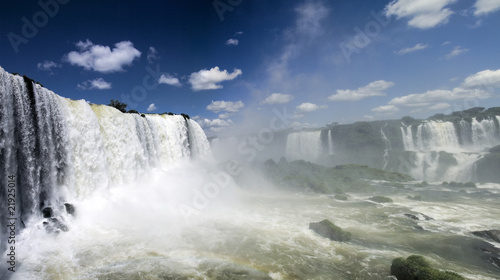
[226,39,239,46]
[395,43,429,55]
[445,46,469,59]
[147,47,159,64]
[194,115,234,133]
[462,69,500,88]
[371,68,500,114]
[37,60,61,72]
[206,100,244,113]
[261,93,294,105]
[385,0,456,29]
[296,102,327,113]
[372,105,400,113]
[328,80,394,102]
[77,78,112,90]
[189,66,242,91]
[147,103,158,112]
[66,40,141,73]
[158,74,182,87]
[474,0,500,15]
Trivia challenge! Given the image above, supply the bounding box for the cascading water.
[285,131,323,163]
[380,125,392,170]
[0,66,212,248]
[401,119,500,182]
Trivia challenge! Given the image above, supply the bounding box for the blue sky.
[1,0,500,136]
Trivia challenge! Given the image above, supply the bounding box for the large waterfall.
[285,131,323,163]
[284,117,500,182]
[0,66,211,244]
[401,119,500,181]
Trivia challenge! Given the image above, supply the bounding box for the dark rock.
[472,230,500,243]
[42,207,53,218]
[391,255,465,280]
[369,196,393,203]
[64,203,76,216]
[404,213,419,220]
[309,219,351,242]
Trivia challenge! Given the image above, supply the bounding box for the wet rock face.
[472,230,500,243]
[64,203,76,216]
[309,219,351,242]
[42,207,53,218]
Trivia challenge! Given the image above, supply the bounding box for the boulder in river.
[391,255,465,280]
[309,219,351,242]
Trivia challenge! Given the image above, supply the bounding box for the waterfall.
[285,131,323,163]
[327,130,334,155]
[381,125,392,170]
[471,117,498,150]
[0,66,211,238]
[400,118,500,182]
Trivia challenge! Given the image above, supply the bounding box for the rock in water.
[391,255,465,280]
[309,219,351,242]
[64,203,76,216]
[42,207,53,218]
[472,230,500,243]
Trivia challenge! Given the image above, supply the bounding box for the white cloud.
[147,103,157,112]
[37,60,61,72]
[445,46,469,59]
[226,39,239,46]
[66,40,141,73]
[395,43,429,55]
[206,100,244,113]
[189,66,242,91]
[474,0,500,15]
[372,68,500,114]
[295,1,329,37]
[328,80,394,102]
[158,74,182,87]
[147,47,159,64]
[372,105,400,113]
[296,102,327,113]
[261,93,294,105]
[77,78,112,90]
[429,103,451,110]
[462,69,500,88]
[389,87,491,107]
[385,0,456,29]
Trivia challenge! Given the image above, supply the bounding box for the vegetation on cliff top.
[261,159,413,194]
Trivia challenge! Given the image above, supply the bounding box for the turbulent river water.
[4,163,499,280]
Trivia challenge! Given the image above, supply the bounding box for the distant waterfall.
[0,66,211,238]
[400,118,500,182]
[381,125,392,170]
[285,131,323,163]
[327,130,334,155]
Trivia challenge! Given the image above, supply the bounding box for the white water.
[381,126,392,170]
[285,131,323,163]
[0,66,211,231]
[401,119,500,182]
[327,130,334,155]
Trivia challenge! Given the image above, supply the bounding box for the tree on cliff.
[108,99,127,113]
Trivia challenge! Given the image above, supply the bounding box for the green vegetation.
[109,99,128,113]
[391,255,465,280]
[261,160,413,194]
[309,219,351,242]
[369,196,393,203]
[126,109,139,114]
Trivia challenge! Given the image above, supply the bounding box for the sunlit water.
[3,164,500,280]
